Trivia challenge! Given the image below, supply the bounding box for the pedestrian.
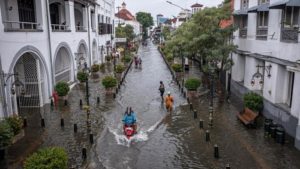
[138,58,142,68]
[159,81,165,101]
[134,56,138,67]
[165,91,174,112]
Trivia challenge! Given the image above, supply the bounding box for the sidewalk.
[180,60,300,168]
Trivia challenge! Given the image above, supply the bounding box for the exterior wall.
[0,0,115,118]
[232,0,300,150]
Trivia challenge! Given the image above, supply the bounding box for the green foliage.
[243,92,263,112]
[0,120,13,148]
[115,64,125,73]
[54,82,70,97]
[116,24,135,41]
[162,26,171,41]
[5,115,23,135]
[77,71,88,83]
[102,76,117,89]
[136,12,154,29]
[24,147,68,169]
[106,55,111,62]
[166,54,173,62]
[99,63,105,72]
[91,64,100,73]
[185,78,201,91]
[164,0,236,75]
[171,63,183,72]
[122,55,132,63]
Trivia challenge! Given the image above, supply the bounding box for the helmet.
[167,91,171,95]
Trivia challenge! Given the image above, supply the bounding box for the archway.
[54,47,72,83]
[76,42,88,70]
[10,52,49,115]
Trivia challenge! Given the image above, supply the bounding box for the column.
[65,0,74,31]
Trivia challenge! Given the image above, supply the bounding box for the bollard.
[178,84,181,89]
[270,122,277,138]
[276,125,285,145]
[74,124,77,133]
[187,97,190,104]
[80,99,83,106]
[193,110,197,119]
[97,97,100,103]
[64,100,68,106]
[50,99,54,107]
[264,119,271,137]
[214,144,219,158]
[82,148,87,160]
[226,164,230,169]
[41,118,45,128]
[206,130,210,142]
[183,92,186,98]
[113,93,116,99]
[89,133,94,144]
[181,87,184,94]
[116,88,118,94]
[118,84,120,90]
[61,118,64,127]
[190,103,193,110]
[199,119,204,129]
[23,118,27,128]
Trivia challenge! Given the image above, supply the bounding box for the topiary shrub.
[115,64,125,73]
[166,54,173,62]
[106,55,111,62]
[5,115,23,135]
[102,76,117,89]
[122,55,132,63]
[0,120,13,149]
[91,64,100,73]
[99,63,105,72]
[243,92,263,112]
[77,71,88,83]
[24,147,68,169]
[172,63,183,72]
[54,82,70,97]
[185,78,201,91]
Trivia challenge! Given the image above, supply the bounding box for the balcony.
[256,27,268,40]
[3,21,42,32]
[281,28,299,43]
[51,24,71,32]
[239,28,247,38]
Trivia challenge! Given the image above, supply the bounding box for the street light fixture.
[83,62,90,106]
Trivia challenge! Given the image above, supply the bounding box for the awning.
[248,3,269,13]
[233,10,248,15]
[269,0,300,9]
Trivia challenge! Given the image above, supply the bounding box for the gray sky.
[115,0,224,19]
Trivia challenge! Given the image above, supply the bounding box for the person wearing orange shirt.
[165,91,174,112]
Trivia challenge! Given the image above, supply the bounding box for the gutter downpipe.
[87,3,92,67]
[45,0,55,94]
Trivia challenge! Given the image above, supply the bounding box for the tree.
[162,26,171,41]
[136,12,154,39]
[164,0,236,92]
[116,24,135,41]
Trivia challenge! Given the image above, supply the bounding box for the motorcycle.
[123,124,136,139]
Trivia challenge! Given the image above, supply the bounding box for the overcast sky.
[115,0,224,19]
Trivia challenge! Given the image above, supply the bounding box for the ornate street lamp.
[250,64,272,86]
[83,62,90,106]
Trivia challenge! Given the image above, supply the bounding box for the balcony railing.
[256,27,268,40]
[281,28,299,43]
[76,26,87,32]
[51,24,70,32]
[3,21,42,32]
[239,28,247,38]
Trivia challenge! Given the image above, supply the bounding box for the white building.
[0,0,115,118]
[115,2,141,39]
[232,0,300,150]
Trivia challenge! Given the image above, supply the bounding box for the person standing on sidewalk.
[159,81,165,101]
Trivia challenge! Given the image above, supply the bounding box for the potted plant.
[166,54,173,63]
[115,64,125,81]
[0,120,13,160]
[102,75,117,94]
[91,64,100,79]
[99,63,106,73]
[54,82,70,105]
[172,63,183,79]
[24,147,68,169]
[243,92,263,113]
[122,55,132,66]
[185,77,201,98]
[77,71,88,83]
[5,115,24,144]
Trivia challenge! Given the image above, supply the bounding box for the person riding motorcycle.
[165,92,174,112]
[122,107,137,132]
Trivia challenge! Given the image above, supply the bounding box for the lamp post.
[83,62,90,106]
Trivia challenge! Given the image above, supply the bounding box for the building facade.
[232,0,300,149]
[0,0,115,118]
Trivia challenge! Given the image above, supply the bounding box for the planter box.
[91,72,99,79]
[115,73,122,82]
[12,129,25,144]
[175,72,183,80]
[187,90,197,99]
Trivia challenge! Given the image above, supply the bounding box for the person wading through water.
[159,81,165,101]
[165,91,174,112]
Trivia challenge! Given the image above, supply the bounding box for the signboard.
[115,38,127,43]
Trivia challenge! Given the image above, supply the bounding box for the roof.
[191,3,203,8]
[269,0,300,9]
[115,8,135,21]
[157,14,163,16]
[248,3,269,12]
[158,17,169,24]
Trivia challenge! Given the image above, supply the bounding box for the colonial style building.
[115,2,141,39]
[0,0,115,118]
[232,0,300,149]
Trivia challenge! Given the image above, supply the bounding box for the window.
[18,0,36,23]
[241,0,249,10]
[286,72,294,107]
[257,11,268,28]
[258,0,269,5]
[283,6,300,28]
